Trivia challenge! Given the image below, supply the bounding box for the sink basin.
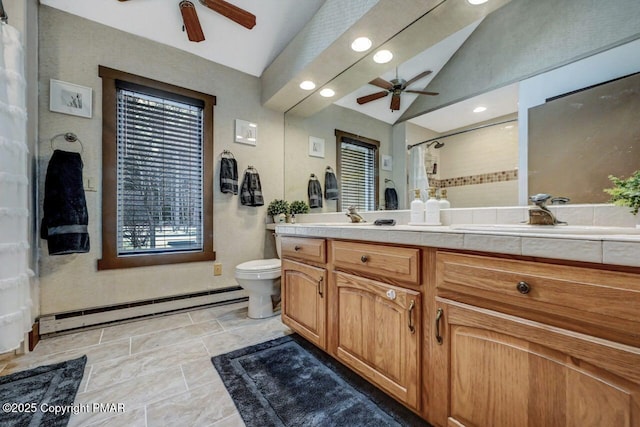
[295,222,371,226]
[450,224,640,235]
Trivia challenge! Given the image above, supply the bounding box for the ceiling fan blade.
[369,77,393,90]
[390,94,401,111]
[405,90,439,96]
[201,0,256,29]
[180,1,206,42]
[404,70,432,87]
[356,91,389,105]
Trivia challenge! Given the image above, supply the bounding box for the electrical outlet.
[213,263,222,276]
[83,176,97,192]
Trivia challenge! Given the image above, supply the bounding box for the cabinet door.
[281,259,326,349]
[333,271,422,410]
[431,298,640,427]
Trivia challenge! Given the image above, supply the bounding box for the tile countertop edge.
[274,224,640,268]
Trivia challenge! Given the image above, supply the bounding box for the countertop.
[275,222,640,268]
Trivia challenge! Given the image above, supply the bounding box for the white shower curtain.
[410,145,429,201]
[0,22,32,353]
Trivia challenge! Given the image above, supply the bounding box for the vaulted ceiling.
[40,0,517,131]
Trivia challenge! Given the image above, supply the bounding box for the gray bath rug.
[0,355,87,427]
[212,335,430,427]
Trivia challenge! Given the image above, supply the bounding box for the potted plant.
[289,200,310,215]
[267,199,289,223]
[604,170,640,227]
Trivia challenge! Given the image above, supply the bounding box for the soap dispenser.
[425,187,441,225]
[410,189,425,224]
[438,188,451,209]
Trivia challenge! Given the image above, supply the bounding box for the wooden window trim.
[97,66,216,270]
[335,129,380,212]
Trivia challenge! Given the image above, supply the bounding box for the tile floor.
[0,301,291,426]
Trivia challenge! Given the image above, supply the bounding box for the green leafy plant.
[267,199,289,216]
[604,170,640,215]
[289,200,310,215]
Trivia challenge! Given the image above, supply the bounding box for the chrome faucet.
[528,194,566,225]
[345,206,366,223]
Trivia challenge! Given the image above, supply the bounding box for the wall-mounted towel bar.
[50,132,84,153]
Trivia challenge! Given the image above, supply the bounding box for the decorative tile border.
[430,169,518,188]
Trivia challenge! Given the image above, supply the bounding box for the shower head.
[426,140,445,149]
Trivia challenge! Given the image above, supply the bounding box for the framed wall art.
[235,119,258,146]
[49,79,92,118]
[308,136,325,158]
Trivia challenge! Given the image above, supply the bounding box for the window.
[335,130,379,212]
[98,66,215,270]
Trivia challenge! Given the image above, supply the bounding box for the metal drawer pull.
[408,300,416,334]
[435,308,444,345]
[317,277,324,297]
[294,245,301,251]
[516,281,531,294]
[360,255,368,263]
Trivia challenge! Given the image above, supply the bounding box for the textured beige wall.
[38,7,284,315]
[284,105,393,213]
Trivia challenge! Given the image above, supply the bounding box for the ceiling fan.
[356,70,439,111]
[117,0,256,43]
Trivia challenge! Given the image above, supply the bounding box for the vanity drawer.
[436,251,640,345]
[280,237,326,264]
[331,241,420,285]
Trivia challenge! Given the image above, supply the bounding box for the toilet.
[234,234,282,319]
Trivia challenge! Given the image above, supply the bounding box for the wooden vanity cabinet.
[430,251,640,427]
[329,240,423,411]
[280,237,327,349]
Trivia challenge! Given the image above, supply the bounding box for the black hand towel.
[220,157,238,195]
[324,166,339,200]
[385,187,399,210]
[308,174,323,208]
[40,150,90,255]
[240,168,264,206]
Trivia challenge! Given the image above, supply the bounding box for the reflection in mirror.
[284,29,640,211]
[528,72,640,204]
[284,105,393,213]
[406,114,519,208]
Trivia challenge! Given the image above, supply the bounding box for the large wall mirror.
[283,1,640,212]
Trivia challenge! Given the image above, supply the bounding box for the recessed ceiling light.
[473,106,487,113]
[373,50,393,64]
[467,0,488,4]
[319,88,335,98]
[299,80,316,90]
[351,37,372,52]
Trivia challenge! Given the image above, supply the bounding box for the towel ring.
[385,178,396,188]
[51,132,84,153]
[221,149,235,158]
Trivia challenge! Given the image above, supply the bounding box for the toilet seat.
[235,258,281,280]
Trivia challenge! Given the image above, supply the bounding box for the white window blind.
[340,138,377,211]
[116,84,204,255]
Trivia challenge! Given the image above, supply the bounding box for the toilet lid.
[236,258,281,272]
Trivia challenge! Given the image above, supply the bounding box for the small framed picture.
[235,119,258,146]
[381,155,393,171]
[49,79,92,118]
[309,136,325,158]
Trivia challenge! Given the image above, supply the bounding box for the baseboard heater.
[38,286,247,335]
